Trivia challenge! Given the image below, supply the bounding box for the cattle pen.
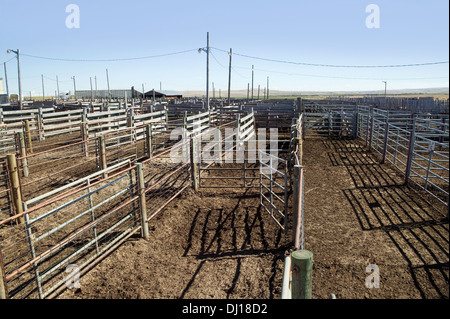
[0,97,448,299]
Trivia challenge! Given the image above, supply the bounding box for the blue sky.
[0,0,448,96]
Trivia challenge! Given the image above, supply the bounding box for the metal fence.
[357,106,449,207]
[0,138,191,299]
[259,151,289,232]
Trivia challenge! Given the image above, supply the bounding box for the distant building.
[75,89,134,99]
[0,94,8,104]
[142,90,183,99]
[74,89,183,100]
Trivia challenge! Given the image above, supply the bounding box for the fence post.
[81,111,89,157]
[127,108,135,127]
[352,111,358,139]
[295,137,303,166]
[18,132,29,177]
[6,154,24,224]
[24,120,33,154]
[146,124,153,158]
[292,165,304,249]
[38,107,45,141]
[190,136,199,191]
[98,135,107,178]
[381,121,389,164]
[136,163,149,240]
[405,115,416,184]
[0,249,7,299]
[291,249,313,299]
[368,114,374,151]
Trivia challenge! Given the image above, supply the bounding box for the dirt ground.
[59,137,449,299]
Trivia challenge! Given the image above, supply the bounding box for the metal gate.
[259,150,289,232]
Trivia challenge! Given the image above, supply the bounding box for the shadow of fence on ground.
[326,139,449,299]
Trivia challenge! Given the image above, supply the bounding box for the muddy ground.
[59,137,449,299]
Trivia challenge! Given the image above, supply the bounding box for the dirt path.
[304,138,448,299]
[59,137,449,299]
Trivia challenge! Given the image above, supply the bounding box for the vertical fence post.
[136,163,149,240]
[6,154,24,224]
[99,135,107,178]
[381,121,389,164]
[24,120,33,154]
[190,136,199,191]
[38,107,45,141]
[368,114,374,151]
[291,249,313,299]
[292,165,304,250]
[18,132,29,177]
[405,114,416,184]
[0,248,7,299]
[36,114,43,141]
[146,124,153,158]
[296,137,303,166]
[81,116,89,157]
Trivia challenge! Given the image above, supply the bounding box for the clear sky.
[0,0,448,96]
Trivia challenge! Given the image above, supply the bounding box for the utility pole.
[382,81,387,107]
[90,77,94,102]
[6,49,22,109]
[247,83,249,101]
[212,82,215,99]
[227,48,232,106]
[251,65,254,100]
[160,81,162,91]
[56,75,60,100]
[106,69,110,100]
[258,85,260,100]
[4,62,9,102]
[198,32,211,109]
[72,76,77,100]
[267,76,270,100]
[41,74,45,105]
[95,76,98,99]
[206,32,210,110]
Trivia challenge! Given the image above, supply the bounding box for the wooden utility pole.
[3,62,9,102]
[251,65,254,100]
[227,48,232,106]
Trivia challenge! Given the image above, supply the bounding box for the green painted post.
[291,249,313,299]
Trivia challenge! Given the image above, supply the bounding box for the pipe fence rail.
[357,106,449,207]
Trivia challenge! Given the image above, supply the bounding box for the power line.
[20,49,198,62]
[211,47,449,68]
[232,66,449,81]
